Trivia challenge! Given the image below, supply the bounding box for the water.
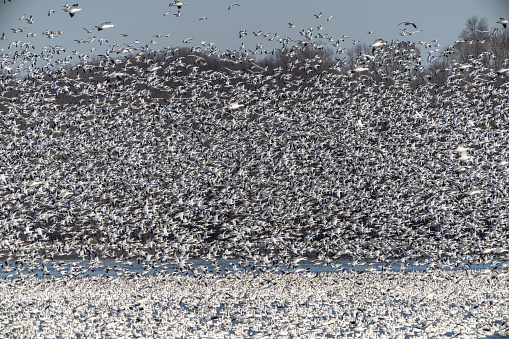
[1,257,506,279]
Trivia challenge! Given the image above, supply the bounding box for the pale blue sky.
[1,1,508,63]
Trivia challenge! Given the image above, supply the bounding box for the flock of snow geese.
[1,1,509,337]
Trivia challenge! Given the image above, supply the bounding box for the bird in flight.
[64,4,83,18]
[350,64,369,73]
[497,18,508,28]
[370,39,386,53]
[398,21,417,29]
[96,22,114,31]
[228,101,244,110]
[170,1,187,9]
[228,3,240,10]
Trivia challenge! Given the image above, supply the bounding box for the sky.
[1,0,509,66]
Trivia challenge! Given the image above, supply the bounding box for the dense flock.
[1,40,509,268]
[1,268,509,338]
[2,3,509,337]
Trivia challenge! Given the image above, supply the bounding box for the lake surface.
[1,257,506,279]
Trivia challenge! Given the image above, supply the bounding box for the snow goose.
[398,21,417,29]
[227,101,244,110]
[95,22,114,31]
[170,1,187,9]
[369,39,386,53]
[64,4,83,18]
[497,18,508,28]
[350,64,369,73]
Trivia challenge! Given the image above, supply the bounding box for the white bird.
[65,4,83,18]
[370,39,386,53]
[228,101,244,110]
[135,296,149,306]
[454,144,469,153]
[466,189,481,196]
[497,68,509,76]
[497,17,508,28]
[96,22,114,31]
[350,64,369,73]
[170,1,187,9]
[458,151,473,161]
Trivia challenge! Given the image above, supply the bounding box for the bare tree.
[424,58,451,87]
[345,43,370,69]
[458,16,489,40]
[449,16,509,69]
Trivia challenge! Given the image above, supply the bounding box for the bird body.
[370,39,386,53]
[65,4,83,17]
[351,65,369,73]
[96,22,114,31]
[398,21,417,29]
[497,18,508,28]
[228,101,244,110]
[170,1,187,9]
